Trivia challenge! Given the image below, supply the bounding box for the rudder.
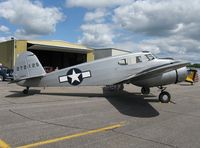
[14,51,46,81]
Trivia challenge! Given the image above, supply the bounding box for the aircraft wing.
[121,60,189,83]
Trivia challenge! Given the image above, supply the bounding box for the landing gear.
[141,87,150,95]
[118,84,124,91]
[23,86,29,94]
[106,84,124,91]
[158,86,171,103]
[159,91,171,103]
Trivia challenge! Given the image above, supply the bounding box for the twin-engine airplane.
[13,51,189,103]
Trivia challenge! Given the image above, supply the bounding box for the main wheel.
[141,87,150,95]
[159,91,171,103]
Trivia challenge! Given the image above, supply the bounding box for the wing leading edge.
[120,60,189,83]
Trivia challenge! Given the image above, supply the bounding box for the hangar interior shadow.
[6,88,159,118]
[28,49,87,69]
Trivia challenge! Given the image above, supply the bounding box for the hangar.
[0,39,94,69]
[94,48,131,60]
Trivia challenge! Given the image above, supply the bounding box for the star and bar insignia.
[58,68,91,85]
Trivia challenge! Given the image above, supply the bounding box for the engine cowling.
[132,67,188,87]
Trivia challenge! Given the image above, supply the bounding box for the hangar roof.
[27,40,93,53]
[94,48,131,53]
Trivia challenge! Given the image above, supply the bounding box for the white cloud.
[76,0,200,62]
[66,0,131,8]
[0,25,9,33]
[78,23,114,47]
[0,36,13,42]
[113,0,200,38]
[84,9,108,23]
[110,36,200,62]
[109,0,200,62]
[111,40,161,54]
[79,8,115,48]
[111,41,138,52]
[15,29,40,39]
[135,36,200,61]
[0,0,64,38]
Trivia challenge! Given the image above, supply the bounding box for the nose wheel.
[158,87,171,103]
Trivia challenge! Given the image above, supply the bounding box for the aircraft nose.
[177,67,188,82]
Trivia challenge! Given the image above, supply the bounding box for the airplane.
[13,51,189,103]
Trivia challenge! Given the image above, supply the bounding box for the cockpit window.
[145,54,155,61]
[136,56,142,63]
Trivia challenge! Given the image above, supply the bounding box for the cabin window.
[17,67,19,71]
[118,59,127,65]
[136,56,142,63]
[24,65,26,70]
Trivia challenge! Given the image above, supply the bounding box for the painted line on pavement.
[0,139,10,148]
[16,122,125,148]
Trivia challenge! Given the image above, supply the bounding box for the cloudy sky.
[0,0,200,63]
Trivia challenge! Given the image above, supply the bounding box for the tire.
[141,87,150,95]
[159,91,171,103]
[23,89,29,94]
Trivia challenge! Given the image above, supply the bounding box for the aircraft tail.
[13,51,46,81]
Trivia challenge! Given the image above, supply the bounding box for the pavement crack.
[2,99,17,104]
[4,99,69,105]
[111,130,178,148]
[9,109,88,130]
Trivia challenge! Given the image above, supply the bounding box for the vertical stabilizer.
[14,51,46,81]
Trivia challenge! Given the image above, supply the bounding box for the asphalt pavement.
[0,81,200,148]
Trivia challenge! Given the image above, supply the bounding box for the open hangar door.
[27,44,87,71]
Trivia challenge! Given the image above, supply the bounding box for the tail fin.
[14,51,46,81]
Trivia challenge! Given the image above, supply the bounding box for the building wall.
[15,40,27,64]
[94,48,131,60]
[87,52,95,62]
[111,49,130,56]
[94,49,112,60]
[0,40,14,68]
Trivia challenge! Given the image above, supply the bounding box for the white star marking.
[68,69,81,83]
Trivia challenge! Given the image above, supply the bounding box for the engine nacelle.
[132,67,188,87]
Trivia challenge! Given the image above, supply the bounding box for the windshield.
[145,54,155,61]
